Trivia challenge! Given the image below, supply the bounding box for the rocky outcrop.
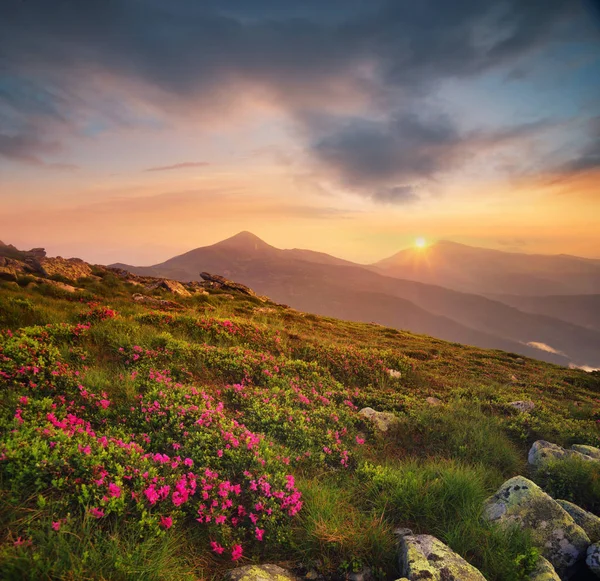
[572,445,600,461]
[398,533,486,580]
[588,543,600,577]
[151,279,191,296]
[226,564,297,581]
[358,407,400,432]
[556,499,600,542]
[132,293,184,309]
[528,440,599,468]
[508,400,535,413]
[39,256,93,280]
[528,556,560,580]
[200,272,257,297]
[483,476,590,572]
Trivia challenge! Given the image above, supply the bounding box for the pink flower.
[231,544,243,561]
[160,516,173,529]
[255,527,265,541]
[108,483,121,498]
[89,507,105,519]
[52,521,61,531]
[355,435,365,445]
[19,396,29,405]
[210,541,225,555]
[183,457,193,467]
[99,399,111,409]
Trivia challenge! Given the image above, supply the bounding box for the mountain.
[370,240,600,296]
[490,294,600,333]
[112,232,600,368]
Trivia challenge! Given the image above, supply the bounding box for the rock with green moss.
[528,440,598,467]
[483,476,590,572]
[528,556,560,580]
[557,499,600,543]
[358,407,400,432]
[399,533,486,580]
[571,444,600,461]
[588,542,600,577]
[226,564,297,581]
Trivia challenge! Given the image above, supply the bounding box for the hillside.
[370,240,600,296]
[1,254,599,580]
[113,232,600,369]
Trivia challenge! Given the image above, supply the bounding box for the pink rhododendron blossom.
[160,516,173,529]
[231,544,243,561]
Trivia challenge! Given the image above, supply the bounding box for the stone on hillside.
[572,444,600,461]
[154,279,191,296]
[132,293,183,310]
[528,440,598,467]
[200,272,257,296]
[483,476,590,571]
[557,499,600,542]
[588,543,600,577]
[426,396,442,406]
[358,407,400,433]
[387,369,402,379]
[528,556,560,580]
[39,256,93,280]
[399,533,486,580]
[226,564,297,581]
[508,400,535,413]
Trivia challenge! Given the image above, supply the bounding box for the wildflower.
[160,515,173,529]
[51,521,61,531]
[210,541,225,555]
[183,457,193,467]
[108,483,121,498]
[231,544,243,561]
[255,527,265,541]
[355,435,365,445]
[99,399,111,409]
[89,507,105,519]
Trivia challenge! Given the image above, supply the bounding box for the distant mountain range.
[112,232,600,369]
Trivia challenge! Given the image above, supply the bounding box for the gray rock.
[426,396,442,406]
[571,444,600,461]
[527,440,597,468]
[556,499,600,542]
[358,407,400,433]
[483,476,590,572]
[226,565,297,581]
[528,556,560,580]
[399,533,486,580]
[588,542,600,577]
[508,400,535,413]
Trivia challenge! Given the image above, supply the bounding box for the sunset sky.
[1,0,599,265]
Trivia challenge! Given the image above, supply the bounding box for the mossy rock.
[484,476,590,572]
[557,499,600,543]
[226,565,297,581]
[528,556,560,580]
[588,543,600,577]
[399,534,486,580]
[359,407,400,433]
[572,445,600,461]
[528,440,598,468]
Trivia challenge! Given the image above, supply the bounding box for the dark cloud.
[372,186,420,204]
[560,117,600,174]
[0,0,592,191]
[144,161,210,172]
[0,132,60,165]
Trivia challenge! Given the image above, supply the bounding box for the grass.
[0,271,599,579]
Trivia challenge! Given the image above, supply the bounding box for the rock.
[153,279,191,297]
[556,500,600,542]
[200,272,257,297]
[588,543,600,577]
[426,396,442,406]
[483,476,590,571]
[226,564,297,581]
[358,407,400,433]
[132,293,183,310]
[571,445,600,461]
[508,400,535,413]
[528,556,560,580]
[399,533,486,580]
[388,369,402,379]
[528,440,598,467]
[39,256,93,280]
[348,568,372,581]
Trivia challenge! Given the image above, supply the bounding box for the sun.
[415,237,427,249]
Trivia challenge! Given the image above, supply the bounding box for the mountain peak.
[213,231,274,251]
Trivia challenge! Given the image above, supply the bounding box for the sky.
[1,0,599,265]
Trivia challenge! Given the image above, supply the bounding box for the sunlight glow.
[415,237,427,248]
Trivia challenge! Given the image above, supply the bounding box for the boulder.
[399,533,486,580]
[200,272,257,296]
[508,400,535,413]
[39,256,93,280]
[426,396,442,406]
[387,369,402,379]
[153,279,191,297]
[528,556,560,580]
[483,476,590,571]
[132,293,183,310]
[571,444,600,461]
[588,543,600,578]
[226,564,297,581]
[358,407,400,433]
[528,440,597,468]
[556,499,600,542]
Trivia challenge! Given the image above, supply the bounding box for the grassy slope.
[0,272,599,580]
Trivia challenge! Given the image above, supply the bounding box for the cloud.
[0,0,593,188]
[144,161,210,172]
[526,341,566,355]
